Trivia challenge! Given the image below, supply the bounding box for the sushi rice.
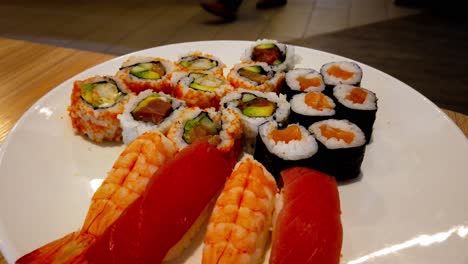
[321,61,363,86]
[176,51,226,76]
[241,39,299,72]
[309,119,366,149]
[333,84,377,110]
[221,89,290,139]
[170,71,233,109]
[285,68,325,93]
[227,62,285,93]
[68,75,129,143]
[290,92,336,117]
[118,90,185,145]
[116,56,175,94]
[166,107,243,153]
[258,121,318,161]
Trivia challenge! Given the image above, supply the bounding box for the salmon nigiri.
[86,140,237,263]
[203,154,278,264]
[16,131,177,263]
[269,167,342,264]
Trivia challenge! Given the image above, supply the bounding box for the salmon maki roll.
[116,56,175,94]
[203,154,278,264]
[16,131,177,263]
[269,167,343,264]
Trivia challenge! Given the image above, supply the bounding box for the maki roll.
[309,119,366,181]
[170,71,233,109]
[227,62,285,93]
[118,90,185,144]
[321,61,363,96]
[176,51,225,76]
[68,76,129,143]
[167,107,243,156]
[284,68,325,99]
[221,89,290,140]
[241,39,297,72]
[289,92,336,128]
[254,121,318,182]
[333,84,377,142]
[116,56,175,94]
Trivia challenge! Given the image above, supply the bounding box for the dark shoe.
[201,0,237,20]
[256,0,287,9]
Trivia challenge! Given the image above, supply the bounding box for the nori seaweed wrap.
[254,121,318,182]
[333,84,377,142]
[288,92,336,128]
[309,119,366,181]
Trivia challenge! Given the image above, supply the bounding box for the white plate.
[0,41,467,264]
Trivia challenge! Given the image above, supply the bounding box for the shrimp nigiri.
[16,131,177,263]
[203,154,278,264]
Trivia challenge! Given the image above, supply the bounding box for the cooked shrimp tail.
[16,232,94,264]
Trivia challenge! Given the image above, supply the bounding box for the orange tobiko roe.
[319,125,355,144]
[296,76,322,91]
[345,87,368,104]
[304,92,332,110]
[326,65,354,80]
[270,125,302,143]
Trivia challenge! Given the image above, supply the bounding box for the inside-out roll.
[221,89,290,140]
[118,90,185,144]
[166,107,243,155]
[227,62,285,93]
[170,71,233,109]
[176,51,225,76]
[68,75,130,143]
[241,39,298,72]
[116,56,175,94]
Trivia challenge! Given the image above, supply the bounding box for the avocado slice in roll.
[183,112,220,144]
[129,61,166,80]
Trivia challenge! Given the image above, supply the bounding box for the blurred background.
[0,0,466,113]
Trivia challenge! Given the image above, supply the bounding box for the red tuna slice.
[86,140,236,263]
[270,167,342,264]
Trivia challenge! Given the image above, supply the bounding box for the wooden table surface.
[0,37,467,263]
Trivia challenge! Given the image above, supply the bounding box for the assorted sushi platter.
[1,40,468,264]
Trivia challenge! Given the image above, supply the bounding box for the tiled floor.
[0,0,420,55]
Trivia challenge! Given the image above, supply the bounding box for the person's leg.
[256,0,287,9]
[200,0,243,20]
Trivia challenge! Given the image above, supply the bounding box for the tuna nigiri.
[269,167,342,264]
[16,131,177,263]
[86,140,237,263]
[203,154,278,264]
